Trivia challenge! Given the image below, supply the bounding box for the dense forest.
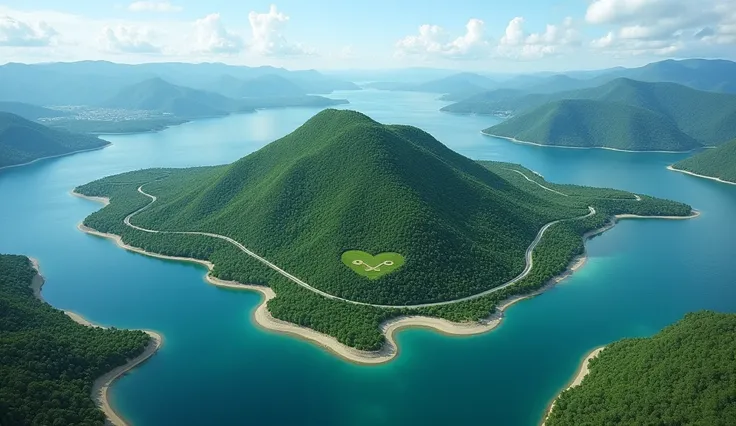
[672,139,736,184]
[455,78,736,147]
[547,311,736,425]
[0,112,109,168]
[484,99,701,152]
[0,254,151,425]
[75,110,693,350]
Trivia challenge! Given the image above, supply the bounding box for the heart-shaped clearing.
[341,250,405,280]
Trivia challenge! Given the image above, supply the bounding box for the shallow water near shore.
[1,89,735,425]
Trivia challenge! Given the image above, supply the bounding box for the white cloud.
[100,25,161,53]
[586,0,736,56]
[128,2,182,13]
[498,17,580,59]
[0,15,58,47]
[193,13,244,54]
[248,5,313,56]
[395,18,491,59]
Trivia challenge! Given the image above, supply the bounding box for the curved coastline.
[72,190,699,364]
[482,131,695,154]
[666,165,736,186]
[28,257,163,426]
[0,143,111,171]
[541,346,606,425]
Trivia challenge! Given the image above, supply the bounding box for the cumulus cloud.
[395,18,491,59]
[248,5,313,56]
[99,25,161,53]
[193,13,244,54]
[0,15,58,47]
[498,17,580,59]
[128,1,182,13]
[586,0,736,55]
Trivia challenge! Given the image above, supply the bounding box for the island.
[668,139,736,185]
[0,254,161,426]
[483,99,701,152]
[0,112,110,169]
[73,109,697,362]
[545,311,736,425]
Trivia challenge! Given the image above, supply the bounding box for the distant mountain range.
[672,139,736,183]
[0,102,69,121]
[0,112,109,168]
[484,99,701,152]
[0,61,359,106]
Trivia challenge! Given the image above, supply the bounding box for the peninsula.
[669,139,736,185]
[0,254,160,426]
[546,311,736,425]
[73,109,696,361]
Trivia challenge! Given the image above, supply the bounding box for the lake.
[1,89,735,425]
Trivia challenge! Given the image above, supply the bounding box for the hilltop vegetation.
[547,311,736,426]
[484,99,701,152]
[0,112,109,168]
[0,254,151,426]
[672,139,736,183]
[75,110,692,350]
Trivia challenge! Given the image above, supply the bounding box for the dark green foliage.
[0,254,151,426]
[0,102,68,121]
[485,99,701,152]
[460,78,736,147]
[0,113,109,168]
[547,311,736,426]
[673,139,736,183]
[74,111,692,350]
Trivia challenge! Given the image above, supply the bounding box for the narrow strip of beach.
[71,190,699,365]
[667,165,736,186]
[541,346,605,425]
[29,257,162,426]
[481,131,695,154]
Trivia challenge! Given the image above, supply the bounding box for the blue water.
[1,90,735,426]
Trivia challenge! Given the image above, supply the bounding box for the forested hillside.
[0,254,151,425]
[75,110,693,350]
[547,311,736,425]
[484,99,701,152]
[0,102,68,121]
[0,112,109,168]
[672,139,736,183]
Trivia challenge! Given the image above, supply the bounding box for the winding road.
[120,173,596,309]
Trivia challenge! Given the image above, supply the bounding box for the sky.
[1,0,735,72]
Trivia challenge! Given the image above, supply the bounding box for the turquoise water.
[1,90,735,425]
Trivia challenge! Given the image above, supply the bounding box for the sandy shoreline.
[0,144,111,171]
[667,165,736,186]
[482,132,694,154]
[542,346,606,425]
[72,190,699,365]
[28,256,162,426]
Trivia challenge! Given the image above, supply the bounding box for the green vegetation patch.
[341,250,405,279]
[673,139,736,184]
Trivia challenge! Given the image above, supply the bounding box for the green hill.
[101,78,248,118]
[462,78,736,146]
[0,112,109,168]
[0,254,151,425]
[484,99,700,152]
[547,311,736,425]
[76,109,692,350]
[0,102,69,121]
[672,139,736,183]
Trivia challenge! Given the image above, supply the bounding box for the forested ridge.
[547,311,736,425]
[75,110,692,350]
[0,254,151,425]
[0,112,109,168]
[673,139,736,183]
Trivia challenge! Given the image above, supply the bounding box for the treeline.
[0,255,150,426]
[547,311,736,425]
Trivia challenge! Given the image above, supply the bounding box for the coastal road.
[120,178,597,309]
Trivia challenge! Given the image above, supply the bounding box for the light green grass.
[341,250,405,279]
